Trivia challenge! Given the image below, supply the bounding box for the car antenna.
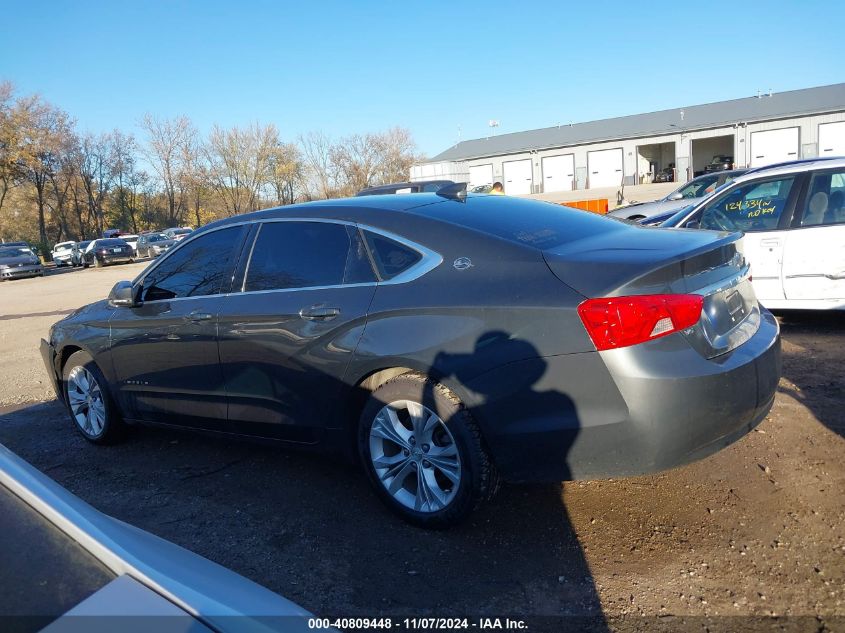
[435,182,468,202]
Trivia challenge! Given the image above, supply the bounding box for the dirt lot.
[0,266,843,631]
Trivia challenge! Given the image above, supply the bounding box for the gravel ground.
[0,266,843,631]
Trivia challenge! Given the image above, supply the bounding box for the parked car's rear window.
[96,239,128,247]
[245,221,374,292]
[413,195,628,251]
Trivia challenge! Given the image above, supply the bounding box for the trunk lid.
[544,225,760,358]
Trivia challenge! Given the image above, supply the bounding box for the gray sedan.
[41,188,781,528]
[609,169,747,221]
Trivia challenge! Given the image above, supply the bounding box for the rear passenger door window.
[797,170,845,227]
[244,222,375,292]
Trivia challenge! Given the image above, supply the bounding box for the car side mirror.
[108,280,140,307]
[667,192,683,201]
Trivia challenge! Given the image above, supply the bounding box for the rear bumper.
[464,309,781,482]
[98,255,132,265]
[40,338,63,403]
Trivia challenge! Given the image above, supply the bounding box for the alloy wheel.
[369,400,462,513]
[67,366,106,437]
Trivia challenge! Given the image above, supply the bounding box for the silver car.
[0,245,43,281]
[0,443,314,631]
[609,170,747,222]
[137,233,177,258]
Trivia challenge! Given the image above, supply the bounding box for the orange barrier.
[559,198,609,215]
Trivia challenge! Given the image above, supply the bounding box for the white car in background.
[119,234,139,255]
[51,241,76,267]
[661,157,845,310]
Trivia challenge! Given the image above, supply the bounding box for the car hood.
[0,255,40,266]
[608,197,691,220]
[152,239,177,248]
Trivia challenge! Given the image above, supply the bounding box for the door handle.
[299,306,340,321]
[186,311,212,322]
[760,239,781,247]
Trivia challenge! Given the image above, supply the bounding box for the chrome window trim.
[135,216,442,304]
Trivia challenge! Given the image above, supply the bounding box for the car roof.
[732,156,845,184]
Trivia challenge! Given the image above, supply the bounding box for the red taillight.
[577,294,704,351]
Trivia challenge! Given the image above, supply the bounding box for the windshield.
[54,243,74,251]
[0,247,34,258]
[675,175,720,199]
[148,233,169,242]
[710,155,730,164]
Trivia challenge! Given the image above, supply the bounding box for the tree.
[17,95,72,246]
[110,130,138,232]
[267,142,302,206]
[141,114,194,226]
[206,122,279,216]
[298,130,337,200]
[0,82,23,228]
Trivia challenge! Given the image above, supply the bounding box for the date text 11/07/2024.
[307,618,528,630]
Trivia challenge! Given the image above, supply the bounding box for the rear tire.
[358,372,499,528]
[62,350,126,444]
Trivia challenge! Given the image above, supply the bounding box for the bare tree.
[331,133,381,196]
[110,130,138,232]
[141,114,194,226]
[298,130,337,199]
[206,122,278,215]
[266,142,302,206]
[372,126,420,184]
[73,132,118,236]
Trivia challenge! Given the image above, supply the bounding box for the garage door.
[819,122,845,157]
[587,148,623,189]
[542,154,575,193]
[750,128,799,167]
[503,159,533,195]
[468,164,494,189]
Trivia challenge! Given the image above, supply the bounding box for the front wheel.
[63,350,126,444]
[358,372,499,528]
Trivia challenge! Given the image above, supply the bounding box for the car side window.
[699,177,795,232]
[363,231,422,280]
[799,170,845,227]
[141,227,242,301]
[244,222,375,292]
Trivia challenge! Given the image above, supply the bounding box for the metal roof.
[427,83,845,163]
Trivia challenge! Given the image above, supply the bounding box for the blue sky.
[1,1,843,158]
